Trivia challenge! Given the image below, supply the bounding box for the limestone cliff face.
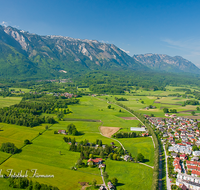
[4,27,28,50]
[133,53,200,73]
[0,25,144,72]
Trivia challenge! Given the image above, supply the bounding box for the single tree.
[92,179,97,187]
[111,177,118,186]
[24,139,30,145]
[163,108,169,113]
[137,153,144,162]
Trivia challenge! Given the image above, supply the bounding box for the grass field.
[0,178,21,190]
[9,88,31,93]
[77,88,91,92]
[0,123,46,148]
[105,160,153,190]
[0,96,22,108]
[120,137,154,166]
[99,94,199,117]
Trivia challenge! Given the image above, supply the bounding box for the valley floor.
[0,96,154,190]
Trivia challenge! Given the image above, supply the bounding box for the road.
[163,145,171,190]
[100,168,108,190]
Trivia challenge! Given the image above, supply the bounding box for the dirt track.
[120,117,137,120]
[100,126,121,138]
[178,110,196,113]
[182,115,200,119]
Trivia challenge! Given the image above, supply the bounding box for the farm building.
[130,127,146,132]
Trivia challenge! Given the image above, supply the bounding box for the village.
[146,113,200,190]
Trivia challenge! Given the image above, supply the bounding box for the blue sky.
[1,0,200,67]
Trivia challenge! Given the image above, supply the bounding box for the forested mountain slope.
[0,25,146,79]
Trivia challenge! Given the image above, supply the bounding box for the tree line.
[0,96,79,127]
[8,177,59,190]
[112,132,138,138]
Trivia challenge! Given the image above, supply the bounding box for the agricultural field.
[120,137,154,166]
[0,96,155,190]
[0,96,22,108]
[100,94,200,118]
[9,88,31,93]
[106,160,153,190]
[77,87,91,92]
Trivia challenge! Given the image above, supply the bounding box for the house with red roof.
[180,154,187,160]
[192,170,200,177]
[173,157,182,173]
[58,130,67,135]
[87,158,102,165]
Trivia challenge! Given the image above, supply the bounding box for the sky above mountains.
[1,0,200,67]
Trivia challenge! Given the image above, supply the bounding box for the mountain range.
[0,25,199,79]
[133,54,200,74]
[0,25,146,79]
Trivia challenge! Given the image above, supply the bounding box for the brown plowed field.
[100,126,121,138]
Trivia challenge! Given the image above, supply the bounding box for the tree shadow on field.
[15,149,22,154]
[117,183,125,187]
[143,158,150,163]
[77,132,85,136]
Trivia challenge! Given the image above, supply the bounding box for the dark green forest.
[1,70,200,95]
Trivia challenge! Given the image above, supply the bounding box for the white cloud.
[13,25,20,28]
[162,38,200,53]
[100,40,109,43]
[120,48,130,54]
[1,21,8,27]
[162,38,200,68]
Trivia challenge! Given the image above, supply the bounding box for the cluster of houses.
[145,114,200,189]
[54,92,75,98]
[168,144,192,155]
[186,161,200,177]
[176,173,200,190]
[10,90,25,94]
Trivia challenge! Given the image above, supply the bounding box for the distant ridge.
[133,53,200,74]
[0,25,146,79]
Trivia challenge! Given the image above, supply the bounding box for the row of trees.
[114,97,128,101]
[0,110,56,127]
[8,177,59,190]
[184,100,199,105]
[163,108,177,113]
[112,132,137,138]
[0,95,80,127]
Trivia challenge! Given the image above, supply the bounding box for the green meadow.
[0,96,22,108]
[9,88,31,93]
[100,94,199,117]
[0,178,21,190]
[105,160,153,190]
[120,137,154,166]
